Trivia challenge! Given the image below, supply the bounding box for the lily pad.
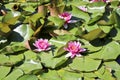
[69,57,101,72]
[18,74,38,80]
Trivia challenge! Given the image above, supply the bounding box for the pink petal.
[65,52,72,58]
[76,54,82,57]
[67,20,77,23]
[71,53,76,58]
[80,48,86,52]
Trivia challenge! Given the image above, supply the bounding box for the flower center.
[38,42,46,48]
[71,45,77,51]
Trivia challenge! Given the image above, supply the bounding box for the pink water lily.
[58,12,77,29]
[33,38,51,52]
[64,41,86,58]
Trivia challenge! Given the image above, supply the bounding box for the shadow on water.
[116,55,120,65]
[90,27,118,47]
[7,31,24,42]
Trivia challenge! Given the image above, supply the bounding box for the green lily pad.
[72,6,90,22]
[0,54,10,66]
[101,69,115,80]
[48,16,64,28]
[57,69,82,80]
[89,41,120,60]
[24,50,37,60]
[18,74,38,80]
[19,60,42,74]
[87,2,105,13]
[39,51,67,69]
[39,70,61,80]
[104,61,120,71]
[69,57,101,72]
[0,42,27,54]
[0,66,11,80]
[3,69,24,80]
[114,70,120,80]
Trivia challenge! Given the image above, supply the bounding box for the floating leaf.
[69,57,101,72]
[110,1,120,9]
[114,70,120,80]
[39,70,61,80]
[0,42,27,54]
[3,69,23,80]
[0,23,11,36]
[29,13,45,23]
[57,69,82,80]
[88,12,103,24]
[0,66,11,80]
[82,28,105,41]
[18,74,38,80]
[6,16,20,25]
[2,12,13,23]
[68,0,88,6]
[104,61,120,71]
[0,54,24,66]
[19,60,42,74]
[53,29,71,35]
[55,46,66,57]
[17,0,26,2]
[24,50,37,60]
[23,6,35,13]
[94,66,105,79]
[89,41,120,60]
[83,72,97,78]
[39,51,67,69]
[85,24,99,32]
[9,54,24,65]
[72,6,90,22]
[0,54,10,66]
[87,2,105,13]
[115,8,120,27]
[101,69,115,80]
[100,26,112,33]
[48,16,64,27]
[97,12,116,26]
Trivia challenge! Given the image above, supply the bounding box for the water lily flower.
[58,12,77,29]
[64,41,86,58]
[33,38,51,52]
